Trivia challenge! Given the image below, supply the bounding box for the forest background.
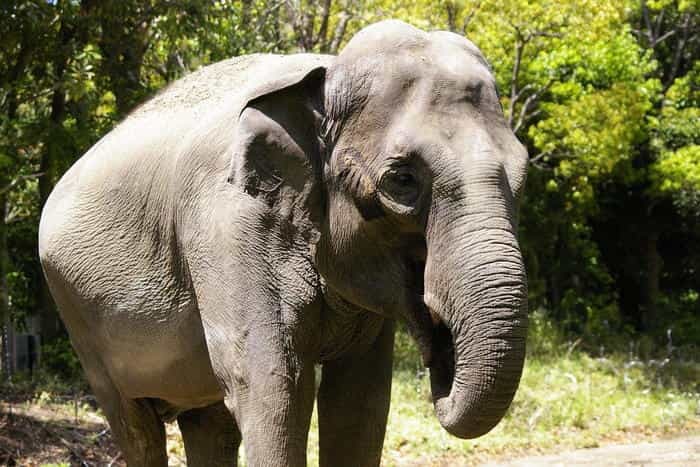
[0,0,698,463]
[0,0,700,465]
[3,0,698,364]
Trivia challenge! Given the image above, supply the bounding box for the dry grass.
[1,321,698,466]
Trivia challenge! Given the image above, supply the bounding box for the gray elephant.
[38,20,528,467]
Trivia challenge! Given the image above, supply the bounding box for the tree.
[395,0,699,344]
[2,0,699,378]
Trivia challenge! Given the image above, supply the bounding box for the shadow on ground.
[0,402,123,466]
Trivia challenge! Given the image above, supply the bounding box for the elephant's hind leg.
[57,320,167,465]
[177,401,241,467]
[88,372,167,466]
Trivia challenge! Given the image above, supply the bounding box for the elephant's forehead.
[427,39,495,86]
[364,45,496,113]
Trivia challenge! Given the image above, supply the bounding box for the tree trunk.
[0,194,11,379]
[97,3,151,115]
[36,4,74,344]
[328,11,351,54]
[446,2,458,32]
[641,230,662,331]
[37,92,66,343]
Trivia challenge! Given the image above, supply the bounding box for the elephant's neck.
[318,282,385,361]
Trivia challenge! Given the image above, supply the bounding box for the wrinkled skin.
[39,21,528,467]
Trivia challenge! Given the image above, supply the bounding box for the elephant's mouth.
[405,257,456,396]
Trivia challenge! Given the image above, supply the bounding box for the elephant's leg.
[178,400,241,467]
[318,319,395,467]
[205,324,316,467]
[66,332,167,466]
[87,370,167,466]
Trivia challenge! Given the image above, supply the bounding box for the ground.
[0,395,121,466]
[0,396,698,466]
[486,436,700,466]
[3,324,698,465]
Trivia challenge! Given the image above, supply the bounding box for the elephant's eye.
[394,173,417,187]
[379,167,420,209]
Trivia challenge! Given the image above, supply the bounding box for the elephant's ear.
[228,67,326,242]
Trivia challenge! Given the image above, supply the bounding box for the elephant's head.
[230,20,528,439]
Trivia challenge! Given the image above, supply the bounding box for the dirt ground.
[0,398,123,466]
[482,436,700,466]
[1,398,698,466]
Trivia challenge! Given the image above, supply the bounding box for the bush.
[40,337,85,387]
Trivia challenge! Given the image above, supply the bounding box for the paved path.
[482,436,700,466]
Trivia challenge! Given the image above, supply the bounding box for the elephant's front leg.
[318,319,395,467]
[217,324,316,467]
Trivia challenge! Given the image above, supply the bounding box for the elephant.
[38,20,528,467]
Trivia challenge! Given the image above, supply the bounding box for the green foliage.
[533,84,652,191]
[653,146,700,191]
[649,63,700,213]
[0,0,698,374]
[40,337,84,384]
[656,290,700,352]
[525,309,568,358]
[377,325,700,464]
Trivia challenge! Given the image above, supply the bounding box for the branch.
[446,2,458,32]
[663,13,692,93]
[653,7,666,42]
[529,150,558,171]
[0,173,44,197]
[317,0,332,51]
[641,3,678,49]
[241,0,252,26]
[255,0,285,39]
[525,30,564,40]
[513,80,553,133]
[529,150,552,164]
[513,93,537,133]
[284,1,306,50]
[328,11,352,54]
[508,39,525,128]
[653,28,677,47]
[147,61,170,82]
[461,2,481,34]
[512,83,534,106]
[642,0,654,45]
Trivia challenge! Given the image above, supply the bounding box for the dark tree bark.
[284,0,353,54]
[641,230,662,331]
[97,4,152,115]
[328,11,351,54]
[241,0,252,26]
[445,1,480,35]
[37,59,68,344]
[317,0,333,51]
[0,194,10,379]
[36,0,94,343]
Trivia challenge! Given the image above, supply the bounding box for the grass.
[378,351,698,465]
[370,315,700,465]
[305,316,699,465]
[3,312,699,466]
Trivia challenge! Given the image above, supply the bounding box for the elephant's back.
[42,53,334,223]
[40,53,333,253]
[132,54,261,119]
[132,53,332,120]
[39,52,334,320]
[39,52,334,332]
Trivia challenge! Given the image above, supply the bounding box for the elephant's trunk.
[424,166,528,439]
